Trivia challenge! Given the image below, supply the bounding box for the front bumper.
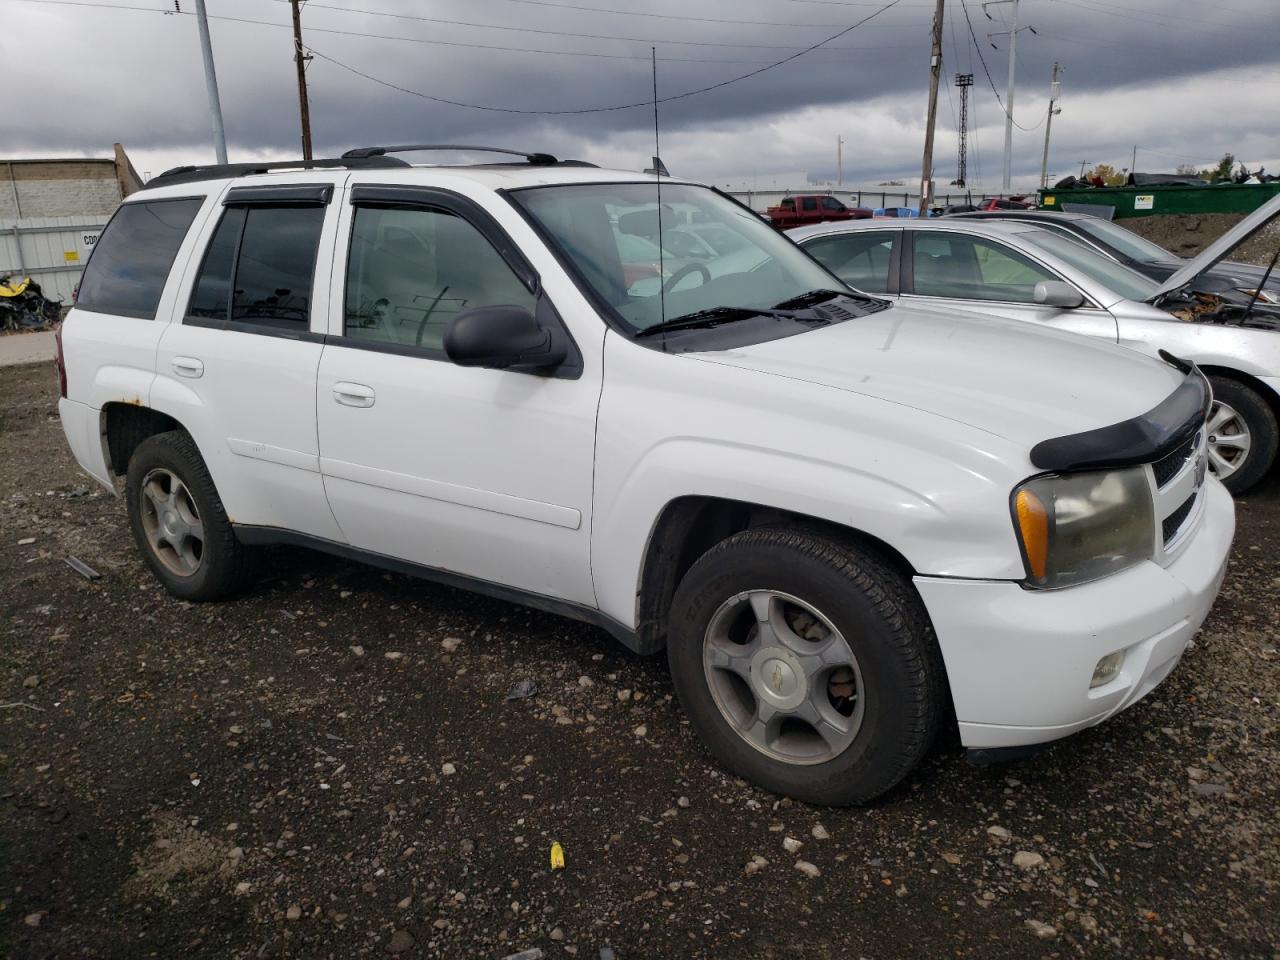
[914,478,1235,749]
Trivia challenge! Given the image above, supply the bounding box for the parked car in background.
[788,201,1280,492]
[977,197,1035,211]
[765,194,871,229]
[951,209,1280,305]
[873,206,919,218]
[56,147,1232,805]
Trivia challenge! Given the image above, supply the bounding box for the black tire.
[666,527,945,806]
[125,430,255,600]
[1207,376,1278,495]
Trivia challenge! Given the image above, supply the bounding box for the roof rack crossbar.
[144,156,409,191]
[342,144,559,166]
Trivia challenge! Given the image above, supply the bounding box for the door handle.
[332,381,376,408]
[171,356,204,378]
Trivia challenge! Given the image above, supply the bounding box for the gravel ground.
[2,361,1278,960]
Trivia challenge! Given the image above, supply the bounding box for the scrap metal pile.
[0,276,62,332]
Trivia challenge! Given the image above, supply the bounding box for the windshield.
[1022,229,1161,302]
[1073,217,1174,263]
[510,183,843,333]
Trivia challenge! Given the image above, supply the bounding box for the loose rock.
[1012,851,1044,870]
[794,860,821,880]
[1024,919,1058,940]
[387,929,415,953]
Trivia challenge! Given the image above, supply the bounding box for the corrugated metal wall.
[0,215,111,303]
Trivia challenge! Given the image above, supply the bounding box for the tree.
[1200,153,1235,182]
[1175,163,1205,178]
[1083,163,1125,186]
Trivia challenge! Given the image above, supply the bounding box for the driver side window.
[912,232,1056,303]
[344,206,535,351]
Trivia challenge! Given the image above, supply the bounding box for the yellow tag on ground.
[550,841,565,871]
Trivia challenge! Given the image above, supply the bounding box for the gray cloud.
[9,0,1279,189]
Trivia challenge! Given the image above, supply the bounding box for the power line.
[302,0,908,115]
[13,0,913,64]
[261,0,905,51]
[957,0,1041,132]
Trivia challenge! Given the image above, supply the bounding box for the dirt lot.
[2,362,1278,959]
[1126,212,1279,266]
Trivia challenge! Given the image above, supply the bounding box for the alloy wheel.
[1205,401,1251,481]
[702,589,865,766]
[138,468,205,576]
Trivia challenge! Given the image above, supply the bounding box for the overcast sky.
[9,0,1279,192]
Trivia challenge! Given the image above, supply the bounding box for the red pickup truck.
[765,195,872,229]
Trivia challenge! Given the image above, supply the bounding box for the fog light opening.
[1090,650,1125,689]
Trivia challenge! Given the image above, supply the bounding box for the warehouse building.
[1,144,143,302]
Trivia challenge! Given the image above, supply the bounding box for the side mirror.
[444,305,566,371]
[1033,280,1085,309]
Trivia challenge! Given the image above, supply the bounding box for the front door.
[315,185,601,606]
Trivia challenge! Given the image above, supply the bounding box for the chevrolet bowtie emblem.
[771,664,784,692]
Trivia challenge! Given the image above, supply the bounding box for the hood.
[697,301,1184,450]
[1151,192,1280,299]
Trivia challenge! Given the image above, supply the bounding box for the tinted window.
[187,205,324,330]
[822,197,843,211]
[805,231,895,293]
[344,206,534,351]
[802,197,818,211]
[187,207,244,320]
[912,232,1056,302]
[76,198,202,318]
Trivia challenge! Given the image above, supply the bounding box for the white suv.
[55,146,1234,805]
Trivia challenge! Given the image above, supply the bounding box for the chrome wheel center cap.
[750,646,807,710]
[162,510,180,536]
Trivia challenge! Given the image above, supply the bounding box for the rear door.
[314,183,600,606]
[899,229,1119,339]
[153,176,346,540]
[799,229,901,297]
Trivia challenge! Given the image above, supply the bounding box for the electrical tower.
[953,74,973,187]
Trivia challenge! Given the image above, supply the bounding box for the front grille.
[1151,433,1198,488]
[1162,494,1196,545]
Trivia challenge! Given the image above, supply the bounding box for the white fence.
[0,215,111,304]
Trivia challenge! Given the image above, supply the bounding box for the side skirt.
[232,524,655,655]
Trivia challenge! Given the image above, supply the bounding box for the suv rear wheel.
[667,528,945,806]
[1206,376,1278,495]
[125,431,254,600]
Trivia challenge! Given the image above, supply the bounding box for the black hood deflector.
[1030,356,1210,472]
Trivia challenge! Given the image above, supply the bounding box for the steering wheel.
[662,262,711,295]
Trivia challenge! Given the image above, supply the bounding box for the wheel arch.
[1200,364,1280,419]
[101,402,185,480]
[633,495,919,655]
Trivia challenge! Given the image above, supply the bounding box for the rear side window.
[75,198,202,318]
[805,231,895,293]
[802,197,818,212]
[187,205,324,331]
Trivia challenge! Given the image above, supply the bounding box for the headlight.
[1012,468,1155,589]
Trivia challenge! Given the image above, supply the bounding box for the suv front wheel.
[667,528,945,806]
[125,430,254,600]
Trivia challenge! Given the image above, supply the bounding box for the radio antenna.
[651,45,667,352]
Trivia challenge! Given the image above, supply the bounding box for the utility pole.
[953,73,973,187]
[918,0,945,217]
[1039,61,1061,190]
[983,0,1021,191]
[1078,160,1088,179]
[193,0,227,164]
[1131,144,1138,177]
[290,0,314,161]
[837,135,845,186]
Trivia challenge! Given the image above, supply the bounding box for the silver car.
[788,199,1280,493]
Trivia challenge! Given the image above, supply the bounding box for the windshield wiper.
[771,288,850,310]
[634,304,820,339]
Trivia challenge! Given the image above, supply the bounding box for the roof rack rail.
[143,155,409,191]
[341,144,562,166]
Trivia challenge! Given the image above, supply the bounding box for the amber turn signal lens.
[1015,488,1049,582]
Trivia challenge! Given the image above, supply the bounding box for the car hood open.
[698,301,1185,450]
[1150,192,1280,300]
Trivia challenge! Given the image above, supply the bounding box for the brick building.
[1,144,143,219]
